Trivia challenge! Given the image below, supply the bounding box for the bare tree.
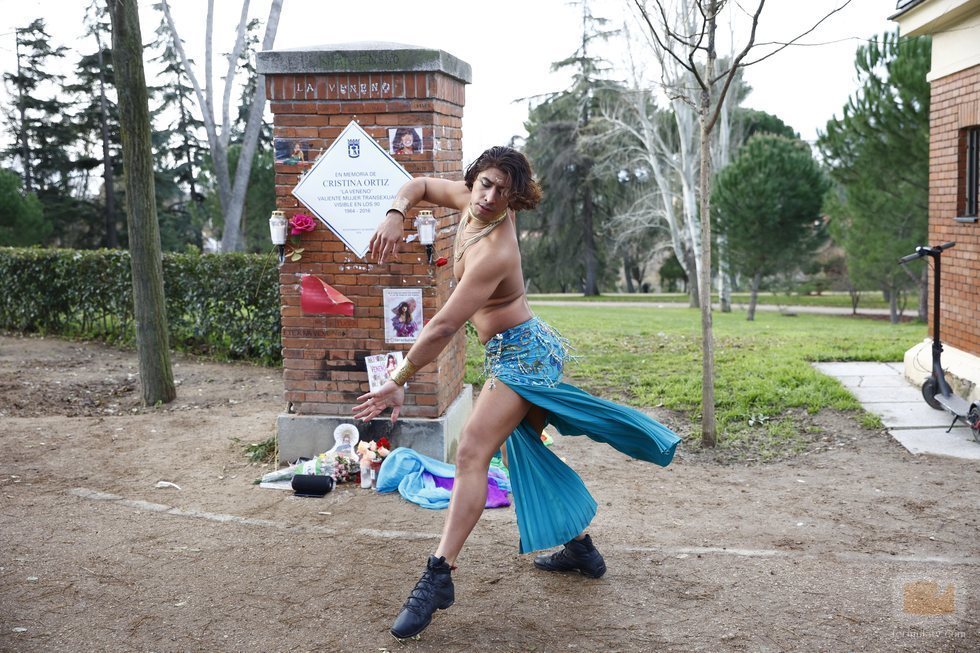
[106,0,176,405]
[598,41,742,308]
[630,0,851,445]
[159,0,282,252]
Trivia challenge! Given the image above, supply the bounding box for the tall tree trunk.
[95,32,119,248]
[697,0,718,447]
[747,270,762,321]
[712,71,735,314]
[582,184,599,295]
[107,0,176,406]
[718,234,732,312]
[623,254,635,293]
[686,249,700,307]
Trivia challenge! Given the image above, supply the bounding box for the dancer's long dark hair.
[464,146,542,211]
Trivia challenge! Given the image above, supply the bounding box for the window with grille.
[961,126,979,221]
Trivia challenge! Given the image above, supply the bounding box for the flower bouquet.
[356,437,391,487]
[331,454,361,484]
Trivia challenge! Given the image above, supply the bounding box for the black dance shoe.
[533,534,607,578]
[390,555,455,639]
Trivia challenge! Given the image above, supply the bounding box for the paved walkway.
[813,361,980,461]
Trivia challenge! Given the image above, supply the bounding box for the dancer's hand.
[369,211,404,264]
[353,380,405,422]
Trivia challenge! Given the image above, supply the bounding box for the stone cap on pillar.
[257,41,472,84]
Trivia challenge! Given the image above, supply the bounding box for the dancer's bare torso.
[452,210,533,345]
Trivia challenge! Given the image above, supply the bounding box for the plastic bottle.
[359,459,372,489]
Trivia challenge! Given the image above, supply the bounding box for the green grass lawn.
[466,305,925,461]
[527,291,920,312]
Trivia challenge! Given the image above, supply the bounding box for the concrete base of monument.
[275,384,473,464]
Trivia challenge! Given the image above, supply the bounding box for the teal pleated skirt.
[486,317,681,554]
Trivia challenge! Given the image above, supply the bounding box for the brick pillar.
[257,43,473,462]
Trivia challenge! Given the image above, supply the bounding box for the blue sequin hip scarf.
[483,316,571,389]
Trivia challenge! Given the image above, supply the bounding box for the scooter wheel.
[968,404,980,444]
[921,378,943,410]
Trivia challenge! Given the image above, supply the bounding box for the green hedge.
[0,247,281,365]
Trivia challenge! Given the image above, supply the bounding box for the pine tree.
[3,20,69,193]
[522,0,623,295]
[817,32,930,323]
[0,168,50,245]
[2,20,79,208]
[148,4,208,250]
[712,134,829,320]
[63,0,124,248]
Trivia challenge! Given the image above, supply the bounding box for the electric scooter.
[899,241,980,442]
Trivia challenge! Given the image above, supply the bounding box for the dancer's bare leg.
[434,380,539,565]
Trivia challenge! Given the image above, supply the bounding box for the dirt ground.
[1,333,977,653]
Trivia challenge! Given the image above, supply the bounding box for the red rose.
[377,436,391,450]
[289,213,316,235]
[434,257,448,267]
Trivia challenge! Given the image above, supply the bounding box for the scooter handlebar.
[899,248,927,264]
[898,242,956,264]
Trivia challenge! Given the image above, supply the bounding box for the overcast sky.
[0,0,899,164]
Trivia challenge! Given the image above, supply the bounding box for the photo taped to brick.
[383,288,423,344]
[365,351,404,393]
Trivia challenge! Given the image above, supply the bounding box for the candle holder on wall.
[415,210,436,264]
[269,210,288,266]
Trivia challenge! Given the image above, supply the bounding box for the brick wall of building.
[928,63,980,356]
[267,71,467,418]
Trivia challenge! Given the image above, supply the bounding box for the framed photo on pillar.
[388,127,423,155]
[274,138,311,164]
[383,288,423,344]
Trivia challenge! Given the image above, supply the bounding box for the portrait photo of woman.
[391,299,418,338]
[383,289,423,344]
[389,127,423,155]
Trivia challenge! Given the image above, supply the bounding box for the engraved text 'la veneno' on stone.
[293,82,394,96]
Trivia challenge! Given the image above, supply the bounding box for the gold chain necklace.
[454,206,508,261]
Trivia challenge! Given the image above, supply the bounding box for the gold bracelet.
[389,196,411,219]
[390,357,419,387]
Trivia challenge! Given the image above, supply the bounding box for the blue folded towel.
[376,447,511,510]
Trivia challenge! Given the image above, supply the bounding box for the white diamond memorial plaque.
[292,120,412,259]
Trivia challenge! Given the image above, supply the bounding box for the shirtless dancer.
[354,146,678,640]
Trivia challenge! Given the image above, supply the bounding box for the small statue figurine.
[328,423,360,461]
